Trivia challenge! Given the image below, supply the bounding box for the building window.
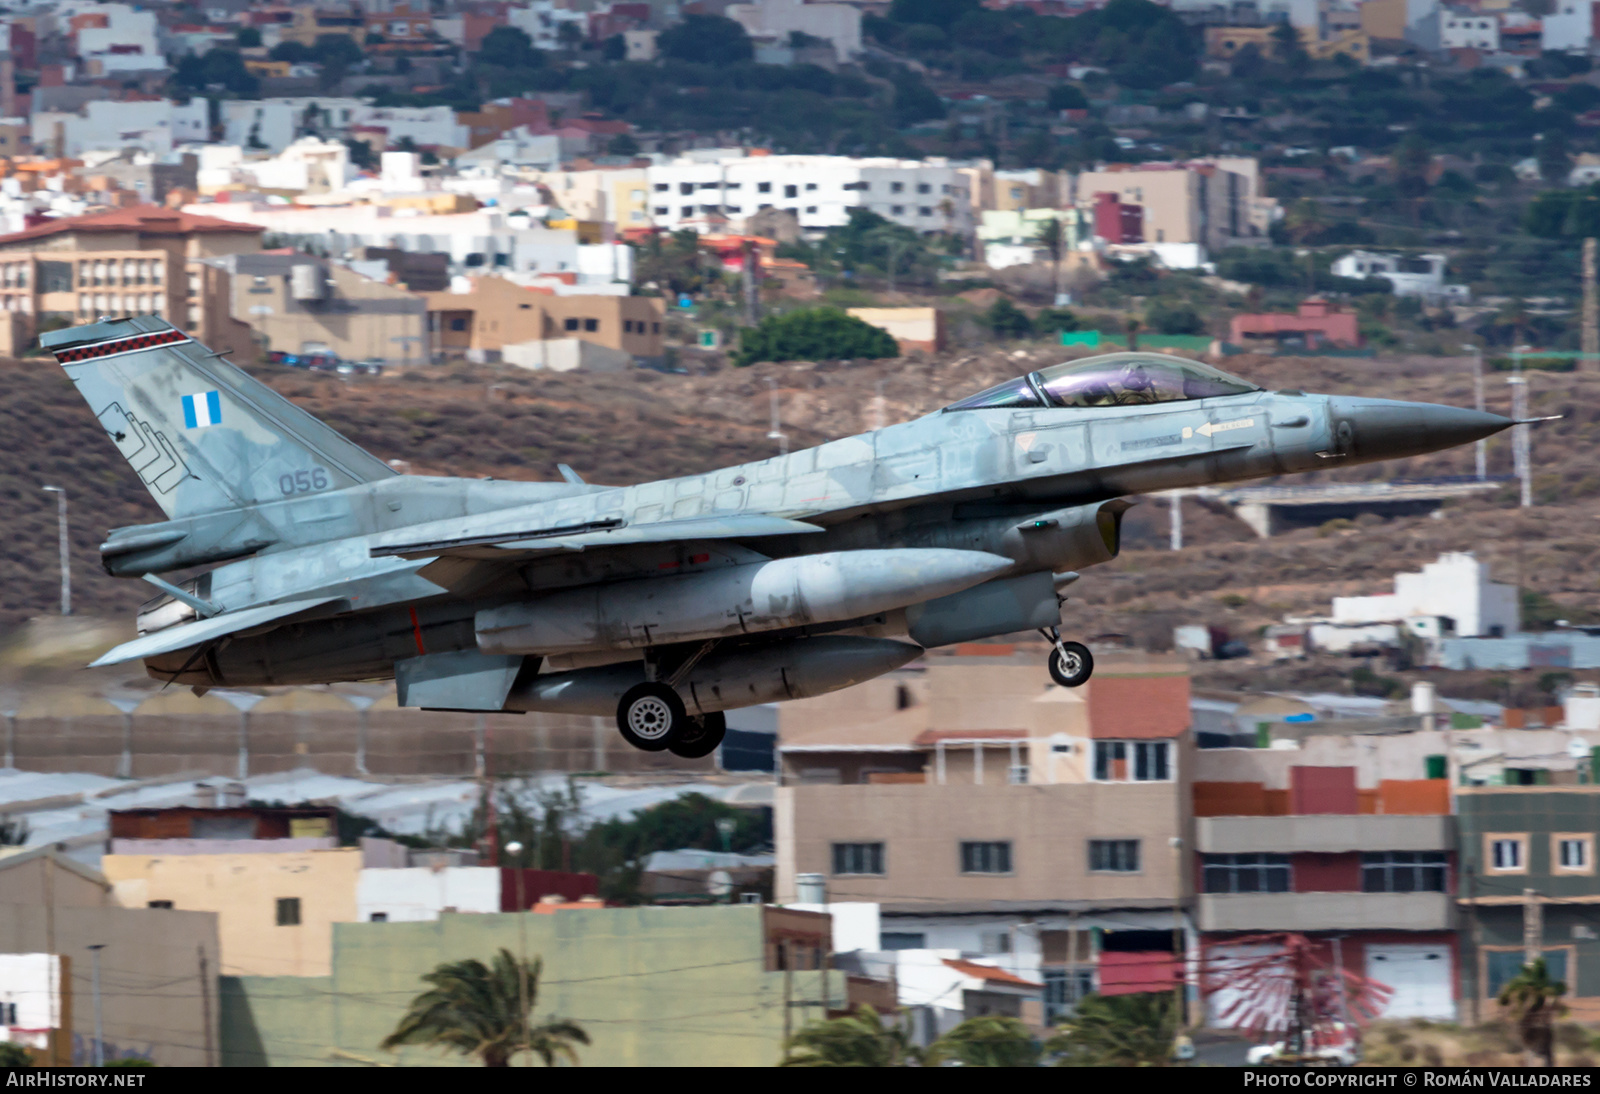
[564,317,580,331]
[980,930,1011,953]
[0,1003,14,1025]
[679,182,694,195]
[276,897,302,926]
[880,932,926,950]
[654,206,668,216]
[758,182,771,193]
[583,318,598,332]
[832,842,885,876]
[917,183,931,194]
[1488,834,1528,874]
[654,183,669,192]
[1093,740,1171,782]
[623,319,634,333]
[784,184,798,198]
[919,206,933,216]
[449,317,467,332]
[1555,834,1594,875]
[805,206,818,214]
[651,322,661,333]
[369,912,388,922]
[891,205,905,215]
[891,181,905,193]
[1088,839,1141,873]
[1361,851,1447,893]
[681,206,694,218]
[960,841,1012,874]
[1202,853,1291,893]
[805,182,817,191]
[147,900,173,910]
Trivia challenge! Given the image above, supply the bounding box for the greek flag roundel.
[182,391,222,429]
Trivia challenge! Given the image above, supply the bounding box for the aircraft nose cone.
[1328,398,1514,462]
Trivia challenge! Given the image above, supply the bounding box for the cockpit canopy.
[944,352,1260,412]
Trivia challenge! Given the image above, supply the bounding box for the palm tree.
[1045,992,1177,1067]
[779,1005,927,1067]
[1033,215,1066,305]
[382,949,589,1067]
[932,1014,1040,1066]
[1498,958,1567,1067]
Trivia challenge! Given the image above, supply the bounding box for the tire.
[1048,641,1094,688]
[616,682,686,751]
[669,711,727,759]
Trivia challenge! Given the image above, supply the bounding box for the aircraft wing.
[90,596,347,667]
[367,513,825,561]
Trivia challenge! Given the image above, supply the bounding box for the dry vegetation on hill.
[2,349,1596,685]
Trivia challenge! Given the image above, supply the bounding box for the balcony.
[1197,891,1456,932]
[1196,814,1453,855]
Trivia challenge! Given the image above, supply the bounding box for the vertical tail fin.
[45,316,394,520]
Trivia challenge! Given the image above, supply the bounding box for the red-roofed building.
[1229,296,1362,350]
[0,204,262,351]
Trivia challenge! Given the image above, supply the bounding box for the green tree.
[382,949,589,1067]
[986,297,1033,340]
[172,50,259,95]
[888,0,981,28]
[269,41,313,64]
[1269,20,1305,64]
[1499,958,1567,1067]
[735,307,899,366]
[1047,84,1089,112]
[236,27,262,49]
[659,15,753,65]
[1033,306,1079,335]
[933,1015,1040,1066]
[1045,992,1177,1067]
[478,25,538,69]
[1146,299,1204,335]
[0,1042,30,1067]
[1538,130,1573,185]
[780,1006,926,1066]
[1394,134,1431,200]
[1034,215,1068,302]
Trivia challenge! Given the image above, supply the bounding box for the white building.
[508,0,590,51]
[355,105,470,152]
[454,126,563,173]
[32,99,210,159]
[727,0,863,63]
[1330,250,1468,302]
[1441,7,1500,50]
[242,137,356,194]
[356,867,500,922]
[646,154,974,236]
[1331,552,1519,639]
[1544,0,1593,51]
[221,98,367,155]
[73,3,163,76]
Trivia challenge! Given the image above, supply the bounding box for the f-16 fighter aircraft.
[52,316,1514,759]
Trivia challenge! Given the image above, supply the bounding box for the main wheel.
[669,711,727,759]
[1048,641,1094,688]
[617,682,687,751]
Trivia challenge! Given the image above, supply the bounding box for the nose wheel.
[1041,627,1093,688]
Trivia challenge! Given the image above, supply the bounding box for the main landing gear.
[1040,626,1093,688]
[615,682,727,758]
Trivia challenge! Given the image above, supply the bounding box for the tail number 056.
[279,467,329,495]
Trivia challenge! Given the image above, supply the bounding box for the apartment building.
[532,165,653,231]
[1455,743,1600,1021]
[1193,729,1459,1023]
[0,205,262,347]
[776,648,1193,1021]
[207,250,426,363]
[647,154,975,236]
[1073,158,1277,254]
[423,274,665,364]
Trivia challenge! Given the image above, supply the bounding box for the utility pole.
[1168,492,1183,551]
[40,486,68,615]
[505,840,528,1058]
[1583,237,1597,372]
[886,238,905,296]
[1508,369,1531,508]
[87,944,105,1067]
[741,239,761,327]
[782,941,793,1047]
[198,945,214,1067]
[1466,865,1481,1026]
[1467,344,1486,481]
[766,376,788,455]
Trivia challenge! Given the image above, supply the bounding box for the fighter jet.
[52,316,1513,759]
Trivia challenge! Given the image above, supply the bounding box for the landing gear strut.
[1040,627,1094,688]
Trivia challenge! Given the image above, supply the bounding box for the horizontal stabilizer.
[369,513,825,561]
[90,596,346,667]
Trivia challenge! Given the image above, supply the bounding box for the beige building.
[1074,159,1277,253]
[0,847,221,1066]
[208,251,427,364]
[775,649,1194,1017]
[102,847,361,978]
[0,205,262,349]
[957,163,1066,218]
[531,166,653,232]
[424,275,665,363]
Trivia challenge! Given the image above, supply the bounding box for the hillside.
[1,349,1595,671]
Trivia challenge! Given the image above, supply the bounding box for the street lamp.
[40,486,68,616]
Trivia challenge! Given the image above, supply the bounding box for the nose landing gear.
[1040,627,1094,688]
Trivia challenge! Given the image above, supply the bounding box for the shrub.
[733,308,898,366]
